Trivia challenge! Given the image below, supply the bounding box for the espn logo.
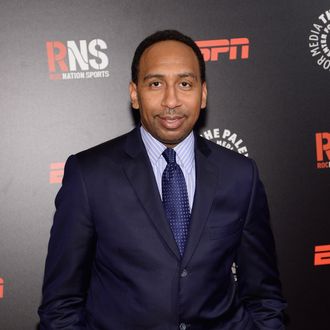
[0,278,4,299]
[315,132,330,169]
[49,162,64,184]
[314,245,330,266]
[196,38,249,62]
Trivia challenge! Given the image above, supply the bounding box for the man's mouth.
[158,115,185,129]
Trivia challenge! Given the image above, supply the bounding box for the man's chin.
[157,133,189,147]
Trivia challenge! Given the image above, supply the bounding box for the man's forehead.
[138,40,200,76]
[141,40,196,59]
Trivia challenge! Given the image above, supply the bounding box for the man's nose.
[161,85,180,109]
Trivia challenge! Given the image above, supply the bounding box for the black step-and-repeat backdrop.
[1,1,329,329]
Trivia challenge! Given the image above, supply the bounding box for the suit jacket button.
[181,269,188,277]
[179,323,187,330]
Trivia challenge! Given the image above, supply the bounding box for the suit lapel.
[121,129,219,264]
[122,128,181,260]
[182,136,219,267]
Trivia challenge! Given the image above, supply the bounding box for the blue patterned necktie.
[162,148,191,256]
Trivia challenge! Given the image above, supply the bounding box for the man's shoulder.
[77,128,137,159]
[67,128,139,172]
[196,134,252,167]
[196,135,258,186]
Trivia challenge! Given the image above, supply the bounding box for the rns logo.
[46,39,110,80]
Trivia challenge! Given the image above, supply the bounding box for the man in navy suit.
[39,30,286,329]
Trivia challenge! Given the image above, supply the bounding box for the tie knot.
[162,148,176,164]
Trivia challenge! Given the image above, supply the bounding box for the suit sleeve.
[237,160,287,329]
[38,155,95,329]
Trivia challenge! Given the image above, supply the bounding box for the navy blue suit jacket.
[39,128,286,329]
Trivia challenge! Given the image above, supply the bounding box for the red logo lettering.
[196,38,250,62]
[314,245,330,266]
[0,277,4,299]
[49,162,65,184]
[46,41,69,73]
[316,132,330,161]
[315,132,330,169]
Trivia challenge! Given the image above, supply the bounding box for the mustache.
[165,108,176,115]
[159,108,183,117]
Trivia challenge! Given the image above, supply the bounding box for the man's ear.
[129,82,139,109]
[201,81,207,110]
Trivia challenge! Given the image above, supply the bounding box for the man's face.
[130,40,207,147]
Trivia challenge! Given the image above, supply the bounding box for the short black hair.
[131,30,205,84]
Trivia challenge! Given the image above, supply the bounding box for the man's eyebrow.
[143,74,164,81]
[143,72,197,81]
[178,72,197,80]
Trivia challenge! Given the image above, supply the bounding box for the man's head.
[130,30,207,147]
[131,30,206,85]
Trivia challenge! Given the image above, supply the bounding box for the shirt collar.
[140,126,195,173]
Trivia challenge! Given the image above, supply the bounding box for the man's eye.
[150,81,161,87]
[180,81,192,88]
